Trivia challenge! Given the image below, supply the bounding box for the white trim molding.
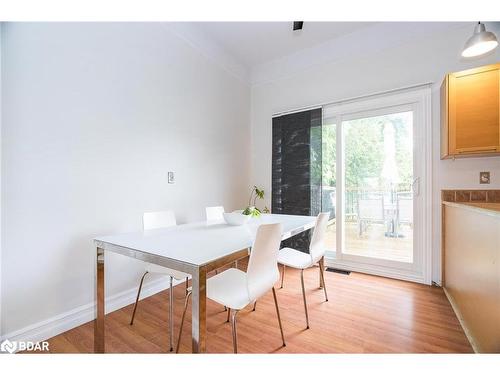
[0,22,3,340]
[421,87,433,285]
[251,23,468,86]
[324,85,433,285]
[325,254,426,284]
[167,23,250,84]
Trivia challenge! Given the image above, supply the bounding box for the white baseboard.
[1,276,185,345]
[325,257,427,285]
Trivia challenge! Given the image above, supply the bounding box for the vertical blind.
[272,108,322,252]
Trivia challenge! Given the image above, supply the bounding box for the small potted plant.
[242,186,270,217]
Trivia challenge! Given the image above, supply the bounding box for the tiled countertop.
[441,189,500,203]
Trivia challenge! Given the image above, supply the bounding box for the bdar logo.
[0,339,17,354]
[0,339,49,353]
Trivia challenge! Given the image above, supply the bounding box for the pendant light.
[462,22,498,57]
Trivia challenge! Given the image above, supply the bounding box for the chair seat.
[277,247,314,269]
[207,268,251,310]
[145,263,189,280]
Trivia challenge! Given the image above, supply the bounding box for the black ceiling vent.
[293,21,304,31]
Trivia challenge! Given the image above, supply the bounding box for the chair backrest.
[397,196,413,224]
[246,223,283,301]
[143,210,176,231]
[205,206,225,222]
[309,212,330,263]
[358,197,384,221]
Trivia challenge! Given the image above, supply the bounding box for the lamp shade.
[462,22,498,57]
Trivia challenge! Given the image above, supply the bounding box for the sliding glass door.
[322,88,431,284]
[343,110,414,263]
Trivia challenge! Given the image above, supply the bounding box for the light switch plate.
[167,171,175,184]
[480,171,490,184]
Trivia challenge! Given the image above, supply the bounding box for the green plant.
[243,186,269,217]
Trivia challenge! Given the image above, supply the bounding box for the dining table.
[93,213,317,353]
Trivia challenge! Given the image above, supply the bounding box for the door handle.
[412,177,420,197]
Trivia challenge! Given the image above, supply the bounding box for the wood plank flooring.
[41,263,472,353]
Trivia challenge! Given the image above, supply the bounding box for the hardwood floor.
[42,263,472,353]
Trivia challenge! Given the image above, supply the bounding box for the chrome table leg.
[169,276,174,352]
[94,247,105,353]
[191,267,207,353]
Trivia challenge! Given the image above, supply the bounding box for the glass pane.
[322,122,337,252]
[343,111,413,263]
[311,120,323,216]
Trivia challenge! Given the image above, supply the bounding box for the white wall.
[1,21,499,342]
[250,23,500,285]
[1,23,250,338]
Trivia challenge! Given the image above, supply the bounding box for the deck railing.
[314,185,412,222]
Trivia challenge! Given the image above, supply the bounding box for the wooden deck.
[38,260,471,354]
[325,222,413,263]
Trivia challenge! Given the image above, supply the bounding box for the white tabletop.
[94,214,316,266]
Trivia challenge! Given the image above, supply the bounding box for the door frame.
[323,86,432,285]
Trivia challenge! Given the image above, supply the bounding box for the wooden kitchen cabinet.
[443,201,500,352]
[441,63,500,159]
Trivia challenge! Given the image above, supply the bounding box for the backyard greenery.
[321,112,413,191]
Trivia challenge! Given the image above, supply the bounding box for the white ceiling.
[193,22,375,67]
[172,22,476,85]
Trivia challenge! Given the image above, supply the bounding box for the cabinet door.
[449,65,500,155]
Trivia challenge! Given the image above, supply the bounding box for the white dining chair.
[206,205,230,276]
[205,206,225,223]
[129,210,190,352]
[357,196,385,236]
[176,223,286,353]
[396,193,413,228]
[277,212,330,329]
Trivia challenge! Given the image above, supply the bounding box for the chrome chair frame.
[278,258,329,328]
[176,286,285,353]
[130,273,190,352]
